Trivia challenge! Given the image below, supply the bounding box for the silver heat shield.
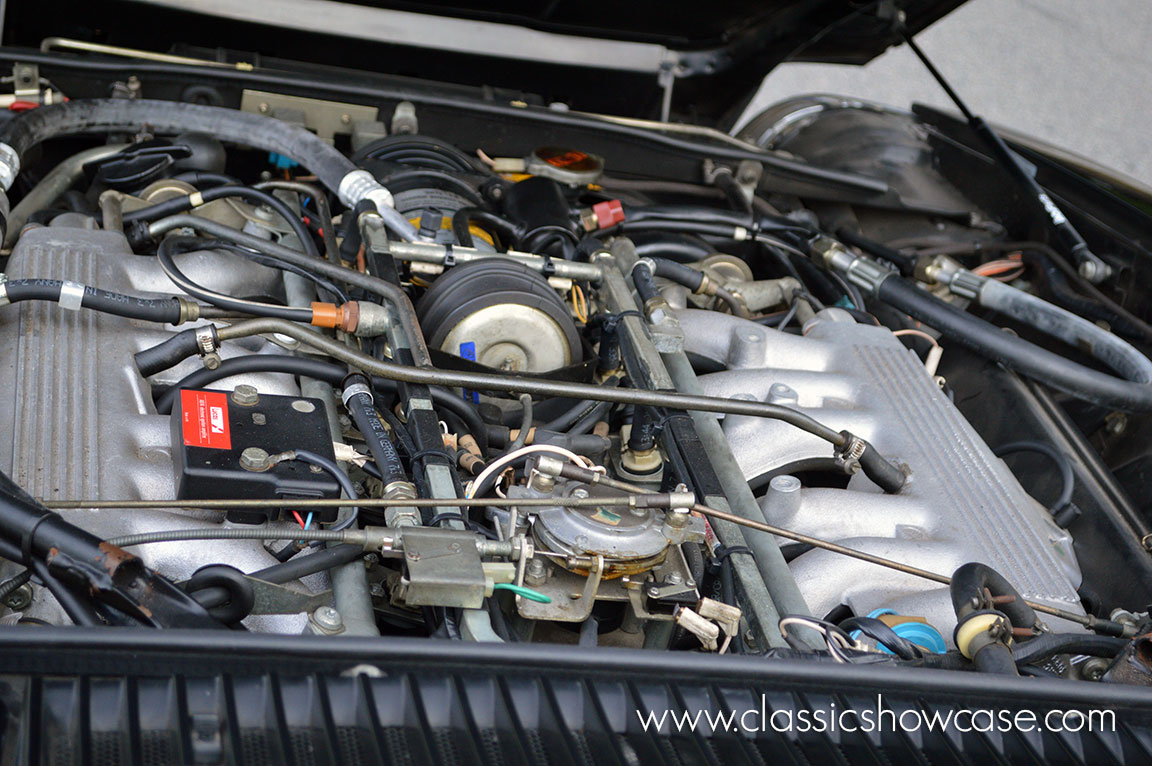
[675,307,1085,639]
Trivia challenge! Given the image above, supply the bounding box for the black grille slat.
[4,630,1152,765]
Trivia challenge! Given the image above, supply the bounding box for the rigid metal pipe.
[388,240,604,282]
[4,143,126,246]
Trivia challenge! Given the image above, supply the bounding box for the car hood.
[75,0,968,126]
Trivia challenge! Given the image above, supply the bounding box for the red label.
[181,390,232,450]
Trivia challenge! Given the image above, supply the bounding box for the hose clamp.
[341,381,372,408]
[835,431,867,462]
[0,143,19,191]
[0,273,8,308]
[194,326,218,356]
[58,281,85,311]
[629,257,657,278]
[948,269,987,301]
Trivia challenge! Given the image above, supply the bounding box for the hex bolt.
[666,572,684,585]
[571,488,590,499]
[239,447,271,472]
[1081,657,1110,681]
[231,384,259,406]
[525,557,548,585]
[312,606,343,632]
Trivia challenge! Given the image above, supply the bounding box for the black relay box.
[171,387,341,524]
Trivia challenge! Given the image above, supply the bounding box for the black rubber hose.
[835,227,917,275]
[2,279,183,323]
[950,563,1038,629]
[993,441,1075,516]
[122,185,319,258]
[972,641,1020,675]
[343,376,407,487]
[156,236,314,322]
[568,400,612,436]
[711,169,752,214]
[135,327,209,378]
[484,426,609,456]
[509,394,533,452]
[851,435,908,495]
[628,407,658,452]
[1011,632,1130,666]
[192,545,364,611]
[632,234,713,263]
[651,258,706,292]
[874,272,1152,413]
[0,99,357,199]
[451,207,523,250]
[170,171,241,188]
[255,180,339,263]
[631,260,661,305]
[146,215,432,364]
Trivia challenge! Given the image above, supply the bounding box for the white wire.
[779,616,860,663]
[464,444,596,498]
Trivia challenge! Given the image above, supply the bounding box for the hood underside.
[2,0,968,126]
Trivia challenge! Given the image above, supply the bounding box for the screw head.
[312,606,343,631]
[3,584,33,610]
[232,385,259,406]
[572,488,590,499]
[239,447,271,472]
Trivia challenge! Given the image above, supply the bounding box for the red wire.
[292,510,307,530]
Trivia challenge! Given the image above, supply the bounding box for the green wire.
[492,583,552,603]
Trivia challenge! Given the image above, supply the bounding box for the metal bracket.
[517,555,604,623]
[247,579,334,616]
[398,527,488,608]
[240,89,379,144]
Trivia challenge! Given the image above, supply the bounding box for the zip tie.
[58,281,85,311]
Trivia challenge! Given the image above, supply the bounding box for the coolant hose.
[875,273,1152,412]
[1011,632,1130,666]
[0,99,417,240]
[975,277,1152,384]
[950,563,1038,675]
[951,563,1038,630]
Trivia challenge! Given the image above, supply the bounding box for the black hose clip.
[186,564,255,625]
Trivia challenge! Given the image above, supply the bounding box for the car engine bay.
[0,50,1151,688]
